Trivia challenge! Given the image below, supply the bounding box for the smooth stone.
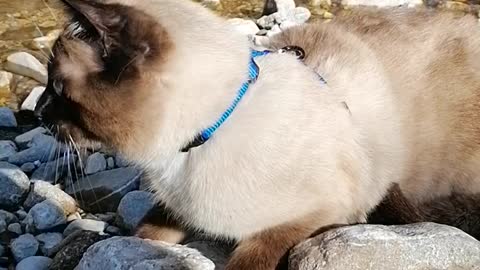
[16,256,52,270]
[30,156,76,184]
[8,134,59,165]
[0,140,17,161]
[24,181,77,214]
[274,0,296,14]
[106,157,115,170]
[20,162,36,173]
[36,233,63,257]
[7,223,22,234]
[26,200,67,231]
[114,155,130,167]
[63,219,108,237]
[49,230,110,270]
[105,226,122,235]
[289,223,480,270]
[116,191,156,232]
[0,107,17,127]
[0,219,5,234]
[10,234,39,262]
[31,29,61,51]
[64,167,142,212]
[21,86,46,111]
[16,209,28,220]
[0,209,19,224]
[227,18,260,36]
[76,237,215,270]
[4,52,47,84]
[84,152,107,175]
[291,7,311,25]
[95,213,115,223]
[14,127,47,149]
[0,162,30,210]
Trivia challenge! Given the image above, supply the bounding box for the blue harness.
[181,47,325,152]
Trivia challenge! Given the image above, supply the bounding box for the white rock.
[341,0,422,7]
[274,0,296,14]
[21,86,46,111]
[31,29,61,51]
[227,18,260,36]
[4,52,47,84]
[0,71,12,93]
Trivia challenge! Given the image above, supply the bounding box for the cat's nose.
[34,91,53,122]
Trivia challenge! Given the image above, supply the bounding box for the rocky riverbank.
[1,0,480,269]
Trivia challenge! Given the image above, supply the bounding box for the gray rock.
[63,219,107,237]
[7,222,22,234]
[76,237,215,270]
[65,167,142,212]
[105,226,122,235]
[36,233,63,257]
[0,140,17,161]
[15,127,47,149]
[0,218,5,233]
[114,155,130,167]
[106,157,115,170]
[24,181,77,214]
[50,230,110,270]
[0,209,19,224]
[16,256,52,270]
[11,234,39,262]
[0,107,17,127]
[30,156,76,184]
[0,245,4,257]
[21,86,46,111]
[95,212,115,223]
[116,191,155,232]
[4,52,48,84]
[8,134,59,165]
[186,241,231,269]
[289,223,480,270]
[0,162,30,210]
[26,200,67,231]
[20,162,36,173]
[85,152,106,175]
[16,209,28,220]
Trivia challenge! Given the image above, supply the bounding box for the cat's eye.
[53,80,64,96]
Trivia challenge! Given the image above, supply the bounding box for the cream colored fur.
[106,0,480,240]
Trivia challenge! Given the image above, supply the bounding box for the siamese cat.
[35,0,480,269]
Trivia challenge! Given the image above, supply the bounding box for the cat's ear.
[60,0,125,56]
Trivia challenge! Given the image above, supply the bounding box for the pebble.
[289,223,480,270]
[8,134,59,165]
[227,18,260,36]
[85,152,107,175]
[26,199,67,231]
[63,219,108,237]
[11,234,39,262]
[0,162,30,210]
[66,212,82,222]
[16,256,52,270]
[0,71,12,94]
[0,209,19,224]
[95,213,116,223]
[15,127,47,149]
[16,209,28,220]
[24,181,77,214]
[0,219,5,234]
[105,226,122,235]
[114,154,130,167]
[20,162,36,173]
[106,157,115,170]
[0,107,17,127]
[0,140,17,161]
[4,52,47,84]
[31,29,61,51]
[65,167,142,212]
[7,222,22,234]
[76,237,216,270]
[21,86,46,111]
[116,191,156,232]
[30,156,76,184]
[36,233,63,257]
[291,7,312,25]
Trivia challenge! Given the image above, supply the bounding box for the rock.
[49,230,110,270]
[20,162,36,173]
[0,71,12,94]
[65,167,142,212]
[289,223,480,270]
[0,219,5,233]
[279,20,298,30]
[291,7,311,25]
[267,24,282,37]
[76,237,216,270]
[8,134,59,165]
[0,107,17,127]
[7,223,22,234]
[105,226,122,235]
[273,0,296,14]
[24,181,77,214]
[95,213,115,223]
[85,152,107,175]
[186,241,231,269]
[0,140,17,161]
[0,162,30,210]
[10,234,39,262]
[16,209,28,220]
[227,18,260,36]
[16,256,52,270]
[31,29,61,51]
[67,212,82,222]
[0,209,19,224]
[30,156,76,184]
[15,127,47,149]
[4,52,47,84]
[21,86,46,111]
[116,191,156,232]
[36,233,63,257]
[341,0,422,7]
[106,157,115,170]
[114,155,130,167]
[63,219,107,237]
[0,245,3,257]
[257,14,276,29]
[26,200,67,231]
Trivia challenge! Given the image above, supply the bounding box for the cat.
[34,0,480,269]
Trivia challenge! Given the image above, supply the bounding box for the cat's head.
[35,0,173,151]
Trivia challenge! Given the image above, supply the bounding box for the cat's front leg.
[226,214,346,270]
[134,204,187,244]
